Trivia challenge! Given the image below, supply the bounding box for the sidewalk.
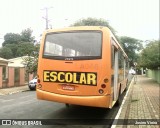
[115,75,160,127]
[0,85,29,95]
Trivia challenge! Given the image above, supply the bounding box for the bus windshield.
[43,31,102,60]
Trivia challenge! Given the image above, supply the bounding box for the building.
[0,56,34,88]
[0,57,9,88]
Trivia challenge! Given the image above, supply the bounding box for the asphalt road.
[0,75,133,128]
[0,90,127,128]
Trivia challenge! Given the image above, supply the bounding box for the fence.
[0,66,34,89]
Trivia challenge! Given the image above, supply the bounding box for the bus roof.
[45,26,108,33]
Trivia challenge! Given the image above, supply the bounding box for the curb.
[0,86,29,96]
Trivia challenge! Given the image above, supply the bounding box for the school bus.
[36,26,128,108]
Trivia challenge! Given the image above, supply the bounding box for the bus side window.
[118,51,125,82]
[111,39,117,87]
[111,45,115,68]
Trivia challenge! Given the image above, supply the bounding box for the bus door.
[111,40,119,101]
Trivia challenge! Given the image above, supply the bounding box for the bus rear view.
[37,26,128,108]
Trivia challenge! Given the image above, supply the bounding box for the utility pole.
[41,7,53,30]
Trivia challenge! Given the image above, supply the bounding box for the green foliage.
[0,28,36,59]
[21,28,35,42]
[22,44,40,74]
[71,17,117,37]
[4,44,18,58]
[0,28,39,74]
[0,47,13,59]
[3,28,34,47]
[138,40,160,69]
[120,36,143,66]
[3,33,21,46]
[16,42,35,57]
[22,56,37,74]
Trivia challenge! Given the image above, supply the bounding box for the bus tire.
[115,85,121,106]
[124,79,128,92]
[65,103,70,108]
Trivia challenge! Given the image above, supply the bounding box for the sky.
[0,0,159,47]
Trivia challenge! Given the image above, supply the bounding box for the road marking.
[111,78,134,128]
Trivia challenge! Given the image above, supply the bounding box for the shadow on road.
[42,95,128,126]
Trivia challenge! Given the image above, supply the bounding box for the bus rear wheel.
[124,79,128,92]
[115,85,121,106]
[65,103,70,107]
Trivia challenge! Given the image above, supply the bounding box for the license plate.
[62,85,75,91]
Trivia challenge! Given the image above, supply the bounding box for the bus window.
[118,51,125,82]
[111,43,116,87]
[43,31,102,60]
[111,45,115,69]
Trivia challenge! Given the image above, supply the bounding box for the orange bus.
[36,26,128,108]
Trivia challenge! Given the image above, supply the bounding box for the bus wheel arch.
[65,103,70,108]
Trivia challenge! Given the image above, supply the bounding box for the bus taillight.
[37,79,40,83]
[101,84,106,88]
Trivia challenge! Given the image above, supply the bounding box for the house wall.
[0,56,35,88]
[0,61,8,88]
[8,67,15,87]
[146,69,160,84]
[0,66,28,88]
[7,67,27,87]
[20,68,25,86]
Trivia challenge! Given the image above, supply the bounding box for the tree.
[0,47,13,59]
[21,28,35,42]
[22,44,40,74]
[71,17,117,37]
[138,40,160,69]
[16,42,35,57]
[1,28,35,59]
[3,33,21,46]
[4,44,18,58]
[120,36,143,66]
